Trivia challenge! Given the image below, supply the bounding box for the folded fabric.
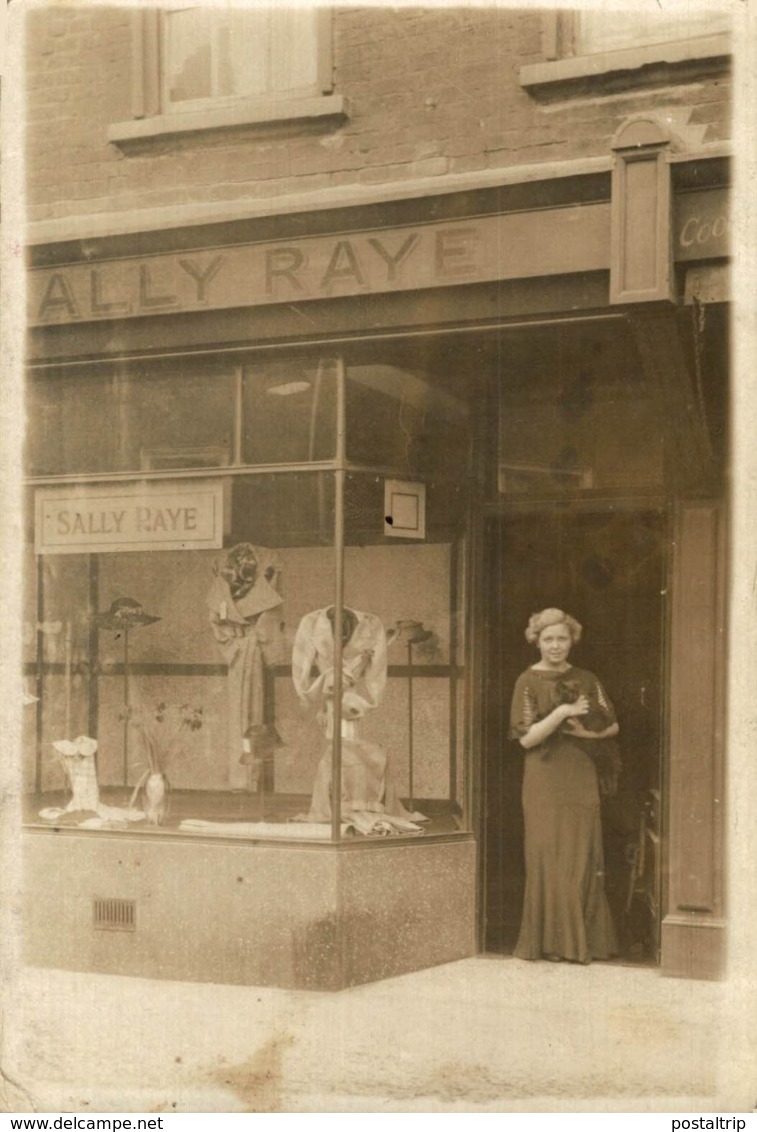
[38,807,68,821]
[99,804,145,823]
[346,810,425,836]
[38,804,146,827]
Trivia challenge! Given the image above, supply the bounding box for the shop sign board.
[29,203,612,326]
[675,188,730,262]
[35,479,224,555]
[28,188,728,327]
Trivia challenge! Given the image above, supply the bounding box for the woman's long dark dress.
[510,665,619,963]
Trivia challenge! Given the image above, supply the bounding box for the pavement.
[2,956,755,1114]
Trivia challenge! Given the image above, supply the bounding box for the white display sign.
[35,480,224,555]
[384,479,426,540]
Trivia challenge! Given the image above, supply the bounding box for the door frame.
[474,494,672,961]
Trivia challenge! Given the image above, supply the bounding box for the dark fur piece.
[552,678,622,796]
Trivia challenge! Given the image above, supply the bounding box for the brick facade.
[25,6,731,226]
[19,6,738,991]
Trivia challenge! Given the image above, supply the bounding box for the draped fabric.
[510,665,619,963]
[291,606,388,740]
[40,739,145,827]
[292,606,420,824]
[303,736,421,824]
[207,545,285,789]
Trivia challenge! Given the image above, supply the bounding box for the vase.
[143,771,169,825]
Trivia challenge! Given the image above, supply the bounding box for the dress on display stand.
[207,543,286,791]
[291,606,425,832]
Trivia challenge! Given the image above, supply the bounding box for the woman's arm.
[563,675,620,740]
[563,719,620,740]
[519,696,590,750]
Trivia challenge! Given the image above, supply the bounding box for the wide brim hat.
[92,597,161,630]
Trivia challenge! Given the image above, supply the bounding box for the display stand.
[91,598,160,784]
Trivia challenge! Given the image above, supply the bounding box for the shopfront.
[23,118,729,986]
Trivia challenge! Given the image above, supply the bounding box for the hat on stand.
[91,597,161,630]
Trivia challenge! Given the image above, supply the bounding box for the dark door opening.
[483,507,666,964]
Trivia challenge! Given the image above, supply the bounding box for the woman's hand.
[519,696,588,750]
[562,694,590,718]
[564,717,620,741]
[563,719,595,739]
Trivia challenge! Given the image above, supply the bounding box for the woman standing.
[510,608,620,964]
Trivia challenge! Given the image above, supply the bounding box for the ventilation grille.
[93,897,137,932]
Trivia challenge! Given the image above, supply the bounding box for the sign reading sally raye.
[28,206,611,326]
[35,480,224,555]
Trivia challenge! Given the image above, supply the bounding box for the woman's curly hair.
[524,607,582,645]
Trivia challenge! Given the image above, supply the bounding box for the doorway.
[483,506,666,963]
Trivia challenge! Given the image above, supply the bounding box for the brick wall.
[25,6,731,226]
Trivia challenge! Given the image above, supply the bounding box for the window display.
[291,605,425,833]
[24,352,472,842]
[207,542,286,791]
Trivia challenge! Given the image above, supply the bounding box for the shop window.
[107,8,344,147]
[345,363,470,478]
[339,473,468,831]
[27,367,236,477]
[242,358,338,466]
[520,8,731,90]
[495,325,665,497]
[24,352,472,844]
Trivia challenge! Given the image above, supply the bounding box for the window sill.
[108,94,346,147]
[519,33,731,89]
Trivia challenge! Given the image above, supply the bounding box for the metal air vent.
[93,897,137,932]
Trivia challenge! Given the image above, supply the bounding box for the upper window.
[108,7,344,147]
[163,7,321,110]
[576,10,732,55]
[520,8,731,91]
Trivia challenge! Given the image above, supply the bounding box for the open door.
[483,506,666,963]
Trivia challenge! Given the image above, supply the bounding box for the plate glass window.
[24,351,473,843]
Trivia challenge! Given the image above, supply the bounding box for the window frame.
[161,7,327,113]
[24,346,474,844]
[520,10,731,91]
[107,7,344,147]
[574,8,732,58]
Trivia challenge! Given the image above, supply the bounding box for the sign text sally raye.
[30,188,728,327]
[35,481,224,555]
[30,206,611,325]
